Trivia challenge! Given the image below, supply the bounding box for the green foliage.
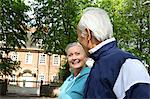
[93,0,149,67]
[59,62,70,82]
[0,0,30,48]
[0,57,21,76]
[1,0,147,73]
[0,0,29,77]
[31,0,78,54]
[31,0,149,72]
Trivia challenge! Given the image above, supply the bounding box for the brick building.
[0,27,67,87]
[8,48,66,87]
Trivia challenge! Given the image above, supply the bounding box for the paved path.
[7,85,39,96]
[0,85,58,99]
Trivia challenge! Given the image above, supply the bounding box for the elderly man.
[77,7,150,99]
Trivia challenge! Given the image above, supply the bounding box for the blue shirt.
[59,67,91,99]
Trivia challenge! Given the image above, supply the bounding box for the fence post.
[0,79,7,95]
[39,80,43,96]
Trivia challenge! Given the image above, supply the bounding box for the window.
[25,53,32,64]
[53,76,59,82]
[12,74,16,81]
[9,74,16,85]
[39,74,45,81]
[52,54,60,66]
[39,54,46,64]
[11,52,18,61]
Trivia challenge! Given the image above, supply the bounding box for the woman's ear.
[85,28,92,41]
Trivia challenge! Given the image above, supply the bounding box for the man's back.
[84,41,150,99]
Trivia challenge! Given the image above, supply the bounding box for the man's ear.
[85,28,92,41]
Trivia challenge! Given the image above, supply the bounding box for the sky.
[24,0,37,25]
[24,0,36,18]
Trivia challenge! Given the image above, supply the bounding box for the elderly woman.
[58,42,91,99]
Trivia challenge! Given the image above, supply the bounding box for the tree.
[29,0,149,72]
[31,0,78,54]
[0,0,30,77]
[59,61,70,83]
[93,0,149,68]
[0,57,20,77]
[0,0,30,49]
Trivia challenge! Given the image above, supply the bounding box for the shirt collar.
[89,37,116,54]
[69,67,91,81]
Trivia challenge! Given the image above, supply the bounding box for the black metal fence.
[0,79,61,97]
[0,79,7,95]
[40,81,61,97]
[8,80,50,87]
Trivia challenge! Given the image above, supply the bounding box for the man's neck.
[89,37,116,54]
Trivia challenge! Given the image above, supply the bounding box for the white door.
[21,73,34,87]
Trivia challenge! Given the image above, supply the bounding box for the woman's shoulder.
[81,67,91,74]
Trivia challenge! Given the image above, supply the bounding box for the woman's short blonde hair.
[65,42,83,54]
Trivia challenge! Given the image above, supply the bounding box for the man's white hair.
[78,7,113,41]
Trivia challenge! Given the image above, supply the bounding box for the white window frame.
[25,53,32,64]
[39,74,45,81]
[52,54,60,66]
[39,54,46,64]
[12,74,16,81]
[11,52,18,61]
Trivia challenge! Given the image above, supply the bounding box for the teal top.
[58,67,91,99]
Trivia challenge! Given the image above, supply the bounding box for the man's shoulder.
[91,49,139,78]
[101,48,137,61]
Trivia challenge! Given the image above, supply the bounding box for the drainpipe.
[36,51,39,87]
[47,53,51,83]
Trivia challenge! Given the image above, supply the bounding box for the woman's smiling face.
[67,45,87,69]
